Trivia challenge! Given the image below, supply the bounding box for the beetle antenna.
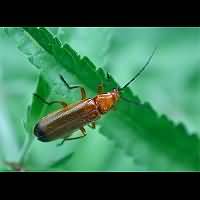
[121,96,151,111]
[121,96,142,106]
[119,46,157,91]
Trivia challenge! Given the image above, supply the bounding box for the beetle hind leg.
[56,127,87,147]
[80,127,86,135]
[88,122,96,129]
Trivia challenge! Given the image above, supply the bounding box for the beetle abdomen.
[34,98,101,142]
[34,123,50,142]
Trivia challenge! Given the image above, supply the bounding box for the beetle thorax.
[94,90,119,114]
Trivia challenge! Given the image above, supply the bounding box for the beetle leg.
[59,74,87,100]
[56,128,87,147]
[34,93,67,108]
[88,122,96,129]
[57,139,66,146]
[80,87,87,100]
[80,127,86,135]
[97,82,104,94]
[106,72,111,80]
[106,72,119,90]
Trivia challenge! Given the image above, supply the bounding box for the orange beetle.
[33,48,156,146]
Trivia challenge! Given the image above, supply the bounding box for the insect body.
[34,47,156,146]
[34,88,119,145]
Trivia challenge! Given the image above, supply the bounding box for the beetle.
[33,47,157,146]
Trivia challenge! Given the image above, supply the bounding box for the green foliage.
[2,27,200,171]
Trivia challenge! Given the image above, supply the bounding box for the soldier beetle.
[33,47,156,146]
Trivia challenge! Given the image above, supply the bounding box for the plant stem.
[18,134,35,166]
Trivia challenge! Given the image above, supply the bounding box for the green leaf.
[6,27,200,171]
[47,152,74,170]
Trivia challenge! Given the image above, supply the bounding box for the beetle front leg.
[97,82,104,94]
[106,72,111,80]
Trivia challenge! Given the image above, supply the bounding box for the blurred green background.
[0,27,199,171]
